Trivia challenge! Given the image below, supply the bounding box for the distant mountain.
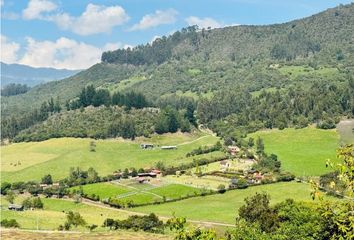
[0,62,82,87]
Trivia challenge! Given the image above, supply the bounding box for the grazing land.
[133,182,337,224]
[71,180,205,204]
[1,196,131,230]
[249,127,339,176]
[1,132,223,182]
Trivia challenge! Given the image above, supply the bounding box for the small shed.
[161,146,177,150]
[8,204,24,211]
[138,172,157,178]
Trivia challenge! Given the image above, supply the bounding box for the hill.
[0,62,81,87]
[2,3,353,118]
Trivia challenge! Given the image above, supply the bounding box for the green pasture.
[249,127,339,176]
[133,182,338,224]
[1,132,222,182]
[0,196,130,230]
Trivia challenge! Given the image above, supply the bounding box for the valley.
[1,2,354,239]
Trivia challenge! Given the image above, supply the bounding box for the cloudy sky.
[1,0,352,70]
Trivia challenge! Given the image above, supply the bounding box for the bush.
[277,172,295,182]
[217,184,226,193]
[1,219,20,228]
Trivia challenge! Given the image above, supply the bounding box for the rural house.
[228,146,240,155]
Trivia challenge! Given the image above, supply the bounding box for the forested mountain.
[0,62,81,87]
[2,3,354,141]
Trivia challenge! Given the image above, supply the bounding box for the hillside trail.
[78,197,235,227]
[176,126,217,146]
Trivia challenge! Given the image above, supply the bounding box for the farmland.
[1,132,223,182]
[1,196,131,230]
[133,181,337,224]
[71,180,205,204]
[249,127,339,176]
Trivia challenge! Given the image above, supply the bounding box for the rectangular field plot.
[70,182,132,199]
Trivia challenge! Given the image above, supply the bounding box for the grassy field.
[1,132,223,182]
[133,182,338,224]
[71,181,204,204]
[1,196,131,230]
[337,119,354,145]
[249,127,339,176]
[70,182,131,199]
[1,229,172,240]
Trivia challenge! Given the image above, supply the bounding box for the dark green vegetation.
[2,4,353,137]
[1,83,31,97]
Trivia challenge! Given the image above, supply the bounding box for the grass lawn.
[70,182,132,199]
[164,175,230,190]
[148,184,203,200]
[71,181,204,204]
[1,196,131,230]
[1,132,222,182]
[133,182,339,224]
[249,127,339,176]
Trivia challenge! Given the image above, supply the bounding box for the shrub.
[217,184,226,193]
[1,219,20,228]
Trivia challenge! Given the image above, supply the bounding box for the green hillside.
[2,3,353,118]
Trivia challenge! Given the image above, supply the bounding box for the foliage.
[0,219,20,228]
[103,213,164,233]
[5,191,16,204]
[1,83,30,96]
[238,192,279,232]
[186,141,222,157]
[22,197,44,209]
[167,215,217,240]
[41,174,53,185]
[61,211,86,230]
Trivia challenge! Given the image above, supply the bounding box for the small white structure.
[161,146,177,150]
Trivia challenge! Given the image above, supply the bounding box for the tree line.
[1,83,30,97]
[66,85,148,110]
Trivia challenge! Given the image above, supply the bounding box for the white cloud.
[22,0,57,20]
[0,0,4,7]
[1,35,132,69]
[52,4,129,35]
[22,2,129,36]
[19,37,109,69]
[185,16,223,29]
[130,9,178,31]
[1,35,20,63]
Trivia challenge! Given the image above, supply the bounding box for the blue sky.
[1,0,353,69]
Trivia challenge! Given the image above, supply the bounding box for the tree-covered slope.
[2,3,353,117]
